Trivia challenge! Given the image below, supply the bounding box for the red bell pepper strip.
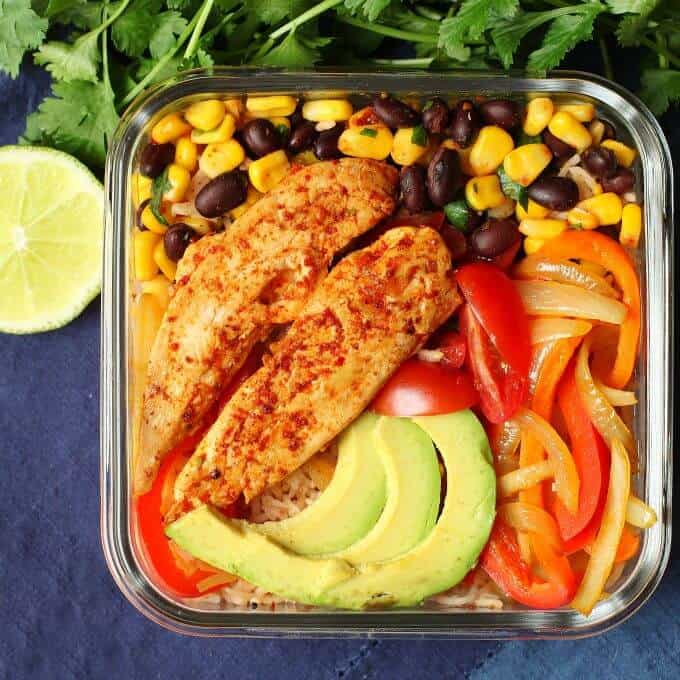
[539,231,640,389]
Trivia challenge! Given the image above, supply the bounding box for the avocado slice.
[167,410,496,610]
[249,412,387,555]
[334,416,440,564]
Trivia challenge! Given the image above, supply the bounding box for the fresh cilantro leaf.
[276,123,290,139]
[52,1,103,29]
[360,127,377,137]
[256,30,329,67]
[112,0,163,58]
[0,0,48,77]
[180,47,214,69]
[639,68,680,115]
[150,168,170,224]
[252,0,312,26]
[527,4,605,75]
[21,80,118,168]
[35,32,100,82]
[344,0,392,23]
[606,0,658,13]
[517,132,542,146]
[439,0,518,59]
[149,11,188,60]
[444,200,471,231]
[44,0,85,16]
[497,166,528,209]
[411,124,427,147]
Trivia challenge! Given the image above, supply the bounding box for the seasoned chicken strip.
[135,159,398,494]
[168,227,460,521]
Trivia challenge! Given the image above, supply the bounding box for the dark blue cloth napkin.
[1,58,678,680]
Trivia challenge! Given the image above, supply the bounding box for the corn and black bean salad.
[131,93,642,299]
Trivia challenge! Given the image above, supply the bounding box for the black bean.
[164,223,196,262]
[422,98,450,135]
[543,129,574,159]
[195,171,248,217]
[136,199,150,230]
[373,95,420,128]
[400,165,428,213]
[527,176,580,211]
[139,143,175,178]
[582,147,617,179]
[440,226,467,262]
[313,125,343,160]
[448,100,481,148]
[469,219,520,258]
[288,121,318,154]
[427,148,462,207]
[602,167,635,194]
[241,119,281,158]
[600,120,617,141]
[479,99,521,130]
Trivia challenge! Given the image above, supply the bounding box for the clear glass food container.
[101,69,673,638]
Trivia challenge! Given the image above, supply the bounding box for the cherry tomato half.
[371,358,478,417]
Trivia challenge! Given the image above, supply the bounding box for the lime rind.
[0,146,104,334]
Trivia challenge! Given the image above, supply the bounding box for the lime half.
[0,146,104,334]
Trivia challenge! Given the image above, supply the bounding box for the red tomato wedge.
[437,330,466,369]
[552,361,610,543]
[371,358,478,417]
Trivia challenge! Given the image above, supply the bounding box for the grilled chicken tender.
[135,159,398,494]
[168,227,460,521]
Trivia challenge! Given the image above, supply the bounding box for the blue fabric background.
[1,52,678,679]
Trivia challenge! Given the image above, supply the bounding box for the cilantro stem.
[334,15,438,44]
[639,35,680,69]
[414,6,443,21]
[102,2,111,96]
[599,36,613,81]
[372,57,434,67]
[92,0,132,39]
[270,0,343,40]
[184,0,215,59]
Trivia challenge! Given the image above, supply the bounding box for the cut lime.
[0,146,104,334]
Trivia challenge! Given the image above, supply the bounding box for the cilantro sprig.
[2,0,678,172]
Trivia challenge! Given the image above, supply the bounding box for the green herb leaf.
[360,127,378,137]
[150,168,170,225]
[606,0,658,13]
[639,68,680,115]
[497,166,528,209]
[517,131,542,146]
[444,200,471,231]
[0,0,48,77]
[411,124,427,147]
[256,30,330,67]
[276,123,290,138]
[527,3,606,75]
[112,0,163,58]
[252,0,313,26]
[52,1,103,30]
[21,79,118,168]
[149,11,188,59]
[344,0,393,23]
[34,32,100,82]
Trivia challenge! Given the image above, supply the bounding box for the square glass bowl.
[101,69,673,638]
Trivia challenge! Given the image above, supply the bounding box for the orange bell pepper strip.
[538,231,640,389]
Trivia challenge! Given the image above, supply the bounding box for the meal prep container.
[101,69,674,638]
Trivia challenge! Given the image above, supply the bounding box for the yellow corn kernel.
[556,102,596,122]
[153,239,177,281]
[268,116,291,133]
[181,215,213,235]
[589,120,605,146]
[302,99,353,122]
[601,139,637,167]
[174,137,198,172]
[391,127,428,166]
[548,112,592,152]
[349,106,381,128]
[140,274,171,310]
[338,126,393,160]
[185,99,225,131]
[524,237,545,255]
[469,126,515,176]
[620,203,642,248]
[246,95,297,117]
[163,163,191,202]
[567,206,600,230]
[516,199,551,221]
[523,97,554,136]
[132,172,152,207]
[230,184,263,219]
[503,143,552,186]
[151,113,191,144]
[248,150,290,193]
[293,150,319,166]
[199,139,245,178]
[190,113,236,144]
[134,229,160,281]
[465,175,505,211]
[519,219,568,239]
[223,98,244,122]
[577,192,623,226]
[140,205,168,234]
